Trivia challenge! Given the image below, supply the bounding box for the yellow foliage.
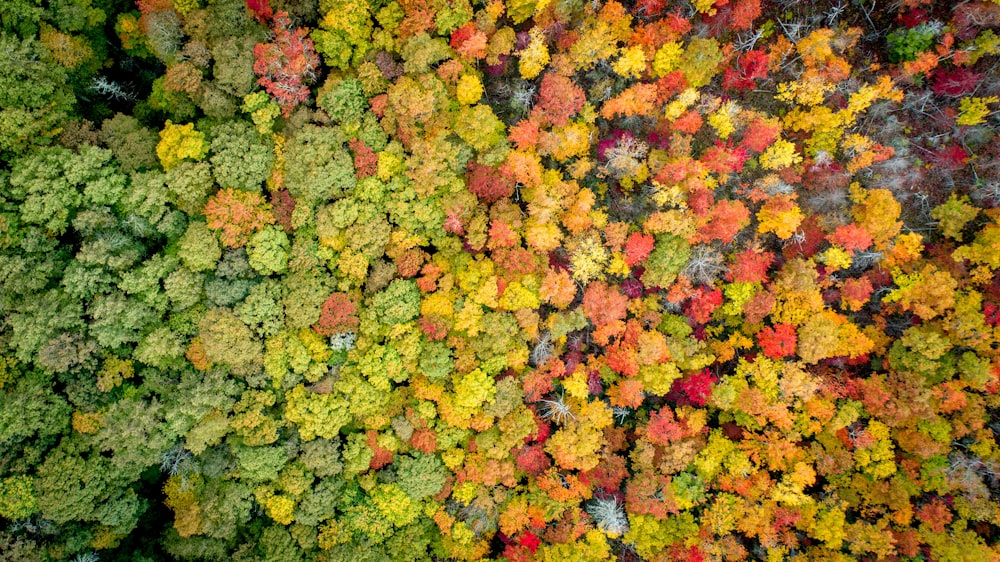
[264,493,296,525]
[157,121,208,171]
[456,74,483,105]
[519,29,550,80]
[756,195,804,239]
[708,101,738,140]
[851,187,902,250]
[164,474,204,537]
[759,139,802,170]
[776,77,835,106]
[569,234,609,284]
[40,25,93,69]
[612,46,646,79]
[818,247,852,271]
[664,87,700,120]
[652,41,684,77]
[957,96,999,126]
[692,0,718,15]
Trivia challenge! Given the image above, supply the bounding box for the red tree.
[313,292,360,336]
[254,11,320,117]
[203,188,276,247]
[757,324,797,359]
[467,162,515,203]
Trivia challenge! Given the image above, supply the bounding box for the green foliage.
[248,226,291,276]
[365,279,420,329]
[394,453,447,500]
[887,23,937,63]
[641,234,691,289]
[210,120,275,192]
[283,125,356,206]
[319,78,368,124]
[0,34,74,157]
[3,1,1000,560]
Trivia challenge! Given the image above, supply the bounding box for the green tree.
[283,124,356,206]
[210,120,275,192]
[0,34,74,157]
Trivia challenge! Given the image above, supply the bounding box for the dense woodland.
[2,0,1000,560]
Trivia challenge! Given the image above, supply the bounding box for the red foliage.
[647,407,687,445]
[620,278,644,299]
[443,209,465,235]
[898,8,928,28]
[450,22,477,50]
[828,224,873,252]
[932,67,982,97]
[582,282,630,327]
[687,186,714,215]
[253,11,320,117]
[841,277,874,309]
[931,144,969,170]
[740,117,780,153]
[532,73,586,128]
[203,188,276,248]
[781,216,825,259]
[624,232,655,267]
[695,199,750,243]
[722,49,769,92]
[409,428,438,453]
[757,324,797,359]
[515,444,551,475]
[802,160,849,191]
[136,0,172,15]
[488,220,519,250]
[700,142,750,175]
[655,71,689,102]
[518,532,541,553]
[728,248,774,283]
[418,315,450,340]
[494,247,539,276]
[467,162,515,204]
[705,0,761,32]
[367,430,394,470]
[313,292,360,336]
[607,343,640,377]
[666,368,717,407]
[916,499,954,533]
[684,287,723,324]
[671,110,704,134]
[634,0,669,17]
[508,118,540,150]
[952,2,1000,39]
[395,248,426,278]
[984,302,1000,327]
[349,139,378,178]
[666,545,707,562]
[728,0,763,30]
[245,0,273,22]
[270,189,295,234]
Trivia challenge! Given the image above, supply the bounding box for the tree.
[0,34,74,158]
[210,120,275,192]
[157,121,210,171]
[204,188,276,248]
[198,307,263,375]
[283,125,356,205]
[254,11,320,116]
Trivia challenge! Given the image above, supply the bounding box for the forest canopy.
[2,0,1000,560]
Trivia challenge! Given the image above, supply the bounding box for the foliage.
[2,0,1000,560]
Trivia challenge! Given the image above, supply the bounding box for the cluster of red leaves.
[313,292,360,336]
[757,324,797,359]
[204,188,276,247]
[253,11,320,117]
